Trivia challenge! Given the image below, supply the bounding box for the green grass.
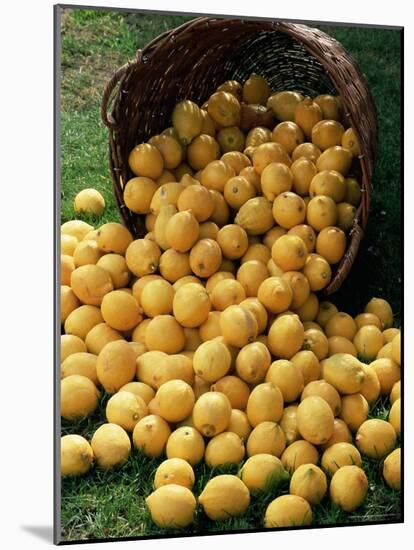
[59,7,402,542]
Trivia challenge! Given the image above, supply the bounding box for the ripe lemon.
[61,434,94,476]
[166,426,205,465]
[297,396,334,445]
[301,380,341,416]
[172,100,203,144]
[154,458,195,490]
[266,360,304,403]
[235,341,271,383]
[261,162,293,201]
[272,191,306,229]
[246,421,286,458]
[199,475,250,520]
[91,423,131,470]
[355,419,397,458]
[240,454,288,493]
[264,494,312,527]
[146,484,196,528]
[246,383,284,427]
[193,391,232,437]
[61,375,100,421]
[193,339,232,382]
[106,391,148,432]
[267,313,304,358]
[330,465,368,511]
[294,98,323,138]
[339,393,369,432]
[383,448,401,490]
[290,464,327,505]
[205,432,245,467]
[97,340,137,393]
[321,442,362,476]
[156,380,195,423]
[281,440,319,473]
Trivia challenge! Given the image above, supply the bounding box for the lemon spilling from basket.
[60,73,401,530]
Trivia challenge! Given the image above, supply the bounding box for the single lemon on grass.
[388,398,401,437]
[246,421,286,458]
[329,465,368,512]
[91,423,131,470]
[264,494,312,527]
[205,432,245,467]
[198,475,250,520]
[146,484,196,528]
[321,442,362,476]
[154,458,195,490]
[61,374,100,421]
[289,464,327,505]
[281,440,319,474]
[106,391,148,432]
[355,419,397,459]
[383,448,401,490]
[166,426,205,465]
[239,454,289,493]
[132,415,171,458]
[61,434,94,476]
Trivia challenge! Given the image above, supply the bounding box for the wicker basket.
[100,16,378,295]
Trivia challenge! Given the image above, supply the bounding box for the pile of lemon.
[61,74,401,529]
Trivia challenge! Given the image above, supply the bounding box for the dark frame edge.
[54,3,62,546]
[56,3,403,32]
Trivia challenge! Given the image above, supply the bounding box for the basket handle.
[101,61,132,129]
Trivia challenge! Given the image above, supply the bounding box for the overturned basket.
[101,16,377,295]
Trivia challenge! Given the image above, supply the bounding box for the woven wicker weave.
[101,16,377,295]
